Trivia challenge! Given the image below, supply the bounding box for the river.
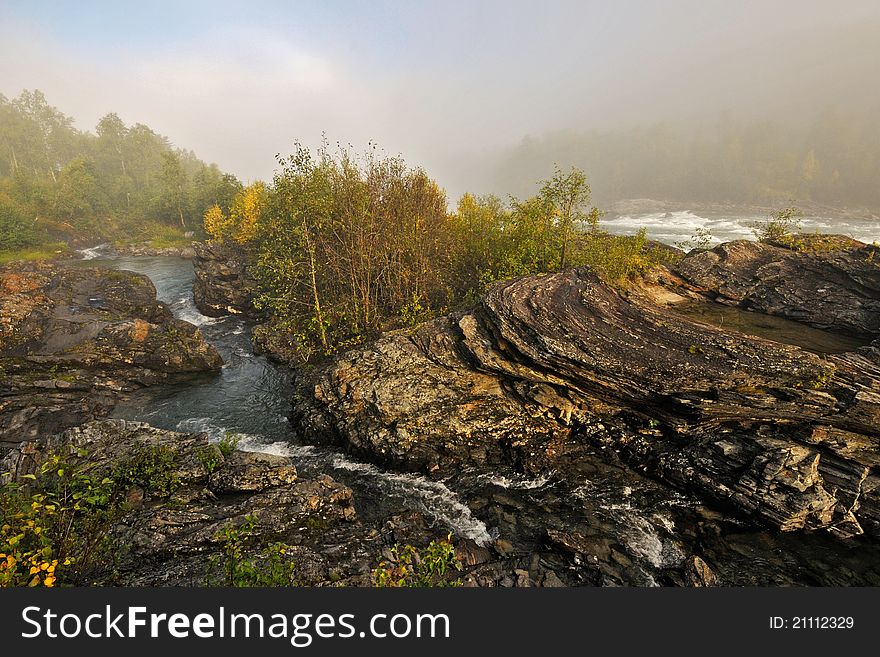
[77,251,880,586]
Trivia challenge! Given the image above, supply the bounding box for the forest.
[492,111,880,208]
[0,90,240,256]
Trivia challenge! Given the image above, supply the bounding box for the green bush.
[196,445,222,474]
[218,432,240,457]
[0,195,40,252]
[1,451,119,587]
[205,515,298,586]
[110,445,180,497]
[373,534,463,588]
[753,206,803,244]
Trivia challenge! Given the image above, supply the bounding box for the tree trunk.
[303,220,329,351]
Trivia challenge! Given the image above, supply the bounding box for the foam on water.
[176,417,493,546]
[77,243,113,260]
[478,472,553,490]
[604,210,880,245]
[170,294,220,327]
[329,456,493,545]
[573,481,686,580]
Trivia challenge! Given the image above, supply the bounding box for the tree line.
[206,142,668,361]
[494,111,880,209]
[0,89,240,253]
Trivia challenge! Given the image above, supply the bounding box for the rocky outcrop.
[674,237,880,336]
[0,262,222,452]
[116,244,195,258]
[0,420,364,585]
[1,420,538,586]
[193,240,260,318]
[292,238,880,541]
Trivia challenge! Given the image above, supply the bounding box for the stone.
[684,556,718,586]
[674,238,880,337]
[192,240,261,318]
[209,450,298,492]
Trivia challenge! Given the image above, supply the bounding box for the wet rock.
[209,450,298,492]
[684,555,718,586]
[0,263,221,452]
[192,240,261,318]
[674,238,880,337]
[544,529,612,564]
[541,571,566,587]
[514,568,533,587]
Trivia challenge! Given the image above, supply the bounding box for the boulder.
[674,237,880,336]
[192,240,261,318]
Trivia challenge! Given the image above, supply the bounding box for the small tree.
[539,166,599,269]
[753,206,803,243]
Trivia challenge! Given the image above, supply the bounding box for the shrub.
[676,226,714,252]
[205,515,298,586]
[373,534,463,587]
[111,445,180,497]
[196,445,222,474]
[752,206,803,244]
[218,432,240,457]
[0,452,118,587]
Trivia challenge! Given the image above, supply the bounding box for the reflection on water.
[673,301,867,354]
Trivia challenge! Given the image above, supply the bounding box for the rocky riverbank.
[289,236,880,541]
[0,260,221,453]
[0,419,530,586]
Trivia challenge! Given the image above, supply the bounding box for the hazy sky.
[1,1,878,197]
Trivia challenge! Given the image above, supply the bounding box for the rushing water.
[74,252,880,586]
[603,210,880,245]
[76,255,492,543]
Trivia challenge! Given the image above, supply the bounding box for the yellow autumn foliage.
[202,182,267,244]
[203,204,231,241]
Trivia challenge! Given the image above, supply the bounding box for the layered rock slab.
[292,255,880,539]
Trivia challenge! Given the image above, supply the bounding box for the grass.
[0,242,69,265]
[113,221,195,250]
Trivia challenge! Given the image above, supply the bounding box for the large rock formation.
[193,240,260,318]
[674,236,880,336]
[0,261,222,452]
[292,237,880,540]
[1,420,527,586]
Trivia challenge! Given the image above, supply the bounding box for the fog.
[1,0,878,204]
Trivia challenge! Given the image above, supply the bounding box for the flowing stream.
[81,254,490,542]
